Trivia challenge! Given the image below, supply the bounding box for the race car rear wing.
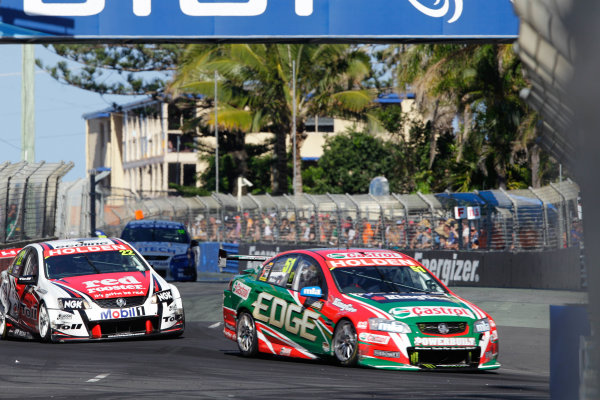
[218,249,270,271]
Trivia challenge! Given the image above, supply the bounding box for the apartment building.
[83,93,417,196]
[84,98,201,196]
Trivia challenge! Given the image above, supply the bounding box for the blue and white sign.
[0,0,518,41]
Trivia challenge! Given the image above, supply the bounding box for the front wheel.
[236,312,258,357]
[332,320,358,367]
[38,303,52,343]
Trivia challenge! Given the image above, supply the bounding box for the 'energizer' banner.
[237,244,583,290]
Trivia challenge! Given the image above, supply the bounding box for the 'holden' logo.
[116,298,127,308]
[437,323,450,334]
[408,0,463,23]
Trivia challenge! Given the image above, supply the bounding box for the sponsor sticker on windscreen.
[44,244,132,257]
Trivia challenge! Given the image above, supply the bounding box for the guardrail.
[0,161,73,244]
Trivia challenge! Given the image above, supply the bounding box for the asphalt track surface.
[0,282,583,400]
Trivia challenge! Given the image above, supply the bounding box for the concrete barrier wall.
[236,243,583,290]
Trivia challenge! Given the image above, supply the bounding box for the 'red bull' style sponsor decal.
[43,244,131,257]
[389,306,475,319]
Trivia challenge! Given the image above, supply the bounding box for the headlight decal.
[474,318,491,333]
[368,318,411,334]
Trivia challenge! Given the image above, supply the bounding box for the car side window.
[293,256,327,296]
[265,255,299,288]
[9,249,27,277]
[23,250,39,277]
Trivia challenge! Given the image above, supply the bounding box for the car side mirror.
[301,286,323,298]
[17,275,36,285]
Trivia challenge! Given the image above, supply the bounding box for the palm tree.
[396,44,538,190]
[169,44,373,195]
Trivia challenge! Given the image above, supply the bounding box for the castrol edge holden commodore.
[222,249,499,370]
[0,238,184,342]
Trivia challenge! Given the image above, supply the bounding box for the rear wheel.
[332,320,358,367]
[236,312,258,357]
[38,303,52,343]
[0,310,8,340]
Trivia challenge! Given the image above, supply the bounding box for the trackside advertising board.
[0,0,518,41]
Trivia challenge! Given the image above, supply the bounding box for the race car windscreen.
[45,250,149,279]
[121,226,190,244]
[331,265,447,295]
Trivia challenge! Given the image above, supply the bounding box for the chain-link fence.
[0,161,73,245]
[57,179,582,252]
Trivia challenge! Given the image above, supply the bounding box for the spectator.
[411,220,432,249]
[6,203,17,239]
[361,218,374,246]
[343,217,356,245]
[446,220,459,250]
[279,218,291,241]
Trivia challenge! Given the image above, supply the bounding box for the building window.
[168,133,196,153]
[183,164,197,186]
[168,163,180,185]
[305,116,334,133]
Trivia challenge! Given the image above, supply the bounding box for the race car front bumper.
[47,299,185,342]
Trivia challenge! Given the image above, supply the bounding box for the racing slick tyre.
[38,303,52,343]
[236,311,258,357]
[333,319,358,367]
[0,311,8,340]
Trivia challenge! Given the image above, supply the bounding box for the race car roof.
[124,220,186,229]
[41,237,124,249]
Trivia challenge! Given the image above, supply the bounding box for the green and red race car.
[222,248,500,370]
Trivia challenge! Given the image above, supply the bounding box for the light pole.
[89,167,111,237]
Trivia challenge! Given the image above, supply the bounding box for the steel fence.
[0,161,73,244]
[55,179,583,252]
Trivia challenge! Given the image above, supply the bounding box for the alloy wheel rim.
[237,314,254,352]
[39,306,49,338]
[0,312,5,334]
[334,323,356,361]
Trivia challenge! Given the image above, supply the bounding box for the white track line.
[87,373,110,383]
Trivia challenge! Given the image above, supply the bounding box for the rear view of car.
[121,220,198,281]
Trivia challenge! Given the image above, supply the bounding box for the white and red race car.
[0,238,185,342]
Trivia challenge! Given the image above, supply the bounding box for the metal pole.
[292,60,297,196]
[21,45,35,162]
[90,170,96,237]
[215,71,219,193]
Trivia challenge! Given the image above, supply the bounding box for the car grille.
[91,316,160,337]
[144,255,170,261]
[94,296,146,309]
[408,347,481,368]
[417,322,467,335]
